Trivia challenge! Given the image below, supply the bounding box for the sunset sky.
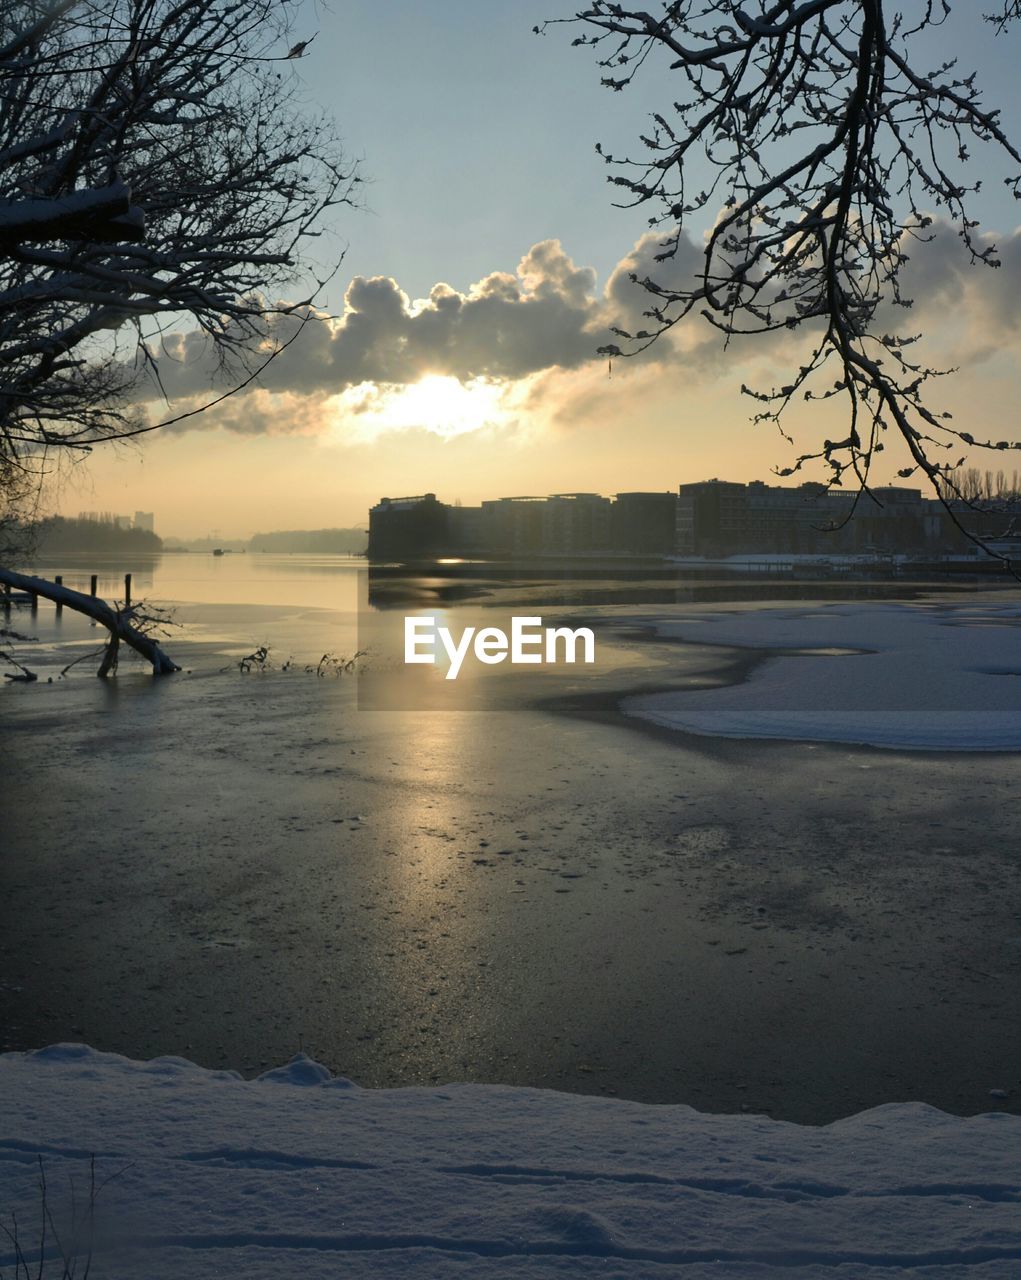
[56,0,1021,538]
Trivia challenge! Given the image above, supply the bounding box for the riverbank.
[3,1043,1019,1278]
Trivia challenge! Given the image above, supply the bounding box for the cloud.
[885,219,1021,362]
[130,218,1021,442]
[604,228,703,332]
[139,240,618,411]
[183,389,337,438]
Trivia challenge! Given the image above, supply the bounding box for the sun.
[363,374,507,439]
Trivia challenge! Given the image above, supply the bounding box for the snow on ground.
[625,601,1021,750]
[2,1046,1020,1278]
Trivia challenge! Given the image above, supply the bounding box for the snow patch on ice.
[626,602,1021,749]
[256,1054,349,1087]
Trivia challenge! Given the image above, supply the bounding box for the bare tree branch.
[0,0,359,469]
[0,567,179,673]
[545,1,1021,521]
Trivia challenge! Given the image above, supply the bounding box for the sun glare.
[341,374,507,440]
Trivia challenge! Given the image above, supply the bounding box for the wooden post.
[55,575,63,615]
[30,590,38,615]
[90,574,97,598]
[124,573,132,608]
[0,567,180,675]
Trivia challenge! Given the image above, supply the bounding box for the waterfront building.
[480,497,547,557]
[368,494,451,559]
[367,479,986,561]
[612,492,678,556]
[676,479,944,556]
[540,494,612,555]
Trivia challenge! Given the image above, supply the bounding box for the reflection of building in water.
[368,481,1012,561]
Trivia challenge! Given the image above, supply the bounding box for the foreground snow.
[626,601,1021,750]
[2,1046,1020,1277]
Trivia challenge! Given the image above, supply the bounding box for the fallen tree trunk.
[0,567,180,676]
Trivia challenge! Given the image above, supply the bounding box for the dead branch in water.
[222,645,367,676]
[0,568,179,675]
[306,650,367,676]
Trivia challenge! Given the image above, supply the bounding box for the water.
[27,550,365,608]
[3,555,1020,1122]
[13,552,365,676]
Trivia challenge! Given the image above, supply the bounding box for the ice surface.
[1,1045,1019,1277]
[626,602,1021,749]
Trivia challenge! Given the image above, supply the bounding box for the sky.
[53,0,1021,538]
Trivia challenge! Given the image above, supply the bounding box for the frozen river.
[2,554,1020,1123]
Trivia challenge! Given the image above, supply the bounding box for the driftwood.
[0,568,179,676]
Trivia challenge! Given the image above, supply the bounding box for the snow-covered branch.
[0,568,179,675]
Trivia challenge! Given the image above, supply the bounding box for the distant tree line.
[19,516,162,554]
[937,468,1021,504]
[5,521,365,556]
[248,528,366,554]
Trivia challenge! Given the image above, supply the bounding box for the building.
[540,494,612,555]
[480,497,547,557]
[367,479,962,562]
[612,492,678,555]
[677,480,819,555]
[676,479,946,556]
[941,499,1021,554]
[134,511,155,533]
[446,504,489,556]
[837,486,943,553]
[368,494,451,559]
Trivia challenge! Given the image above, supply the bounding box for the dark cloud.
[139,240,619,409]
[877,218,1021,353]
[604,228,704,332]
[134,219,1018,436]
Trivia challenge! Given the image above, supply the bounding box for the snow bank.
[2,1045,1020,1277]
[626,601,1021,750]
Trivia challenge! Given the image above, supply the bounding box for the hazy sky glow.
[54,1,1021,537]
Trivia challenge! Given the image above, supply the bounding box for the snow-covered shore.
[625,601,1021,750]
[2,1045,1019,1278]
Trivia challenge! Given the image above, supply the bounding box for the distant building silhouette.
[134,510,155,533]
[541,494,612,554]
[367,480,1001,561]
[676,480,942,556]
[612,492,678,555]
[480,497,546,557]
[444,504,488,556]
[369,494,450,559]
